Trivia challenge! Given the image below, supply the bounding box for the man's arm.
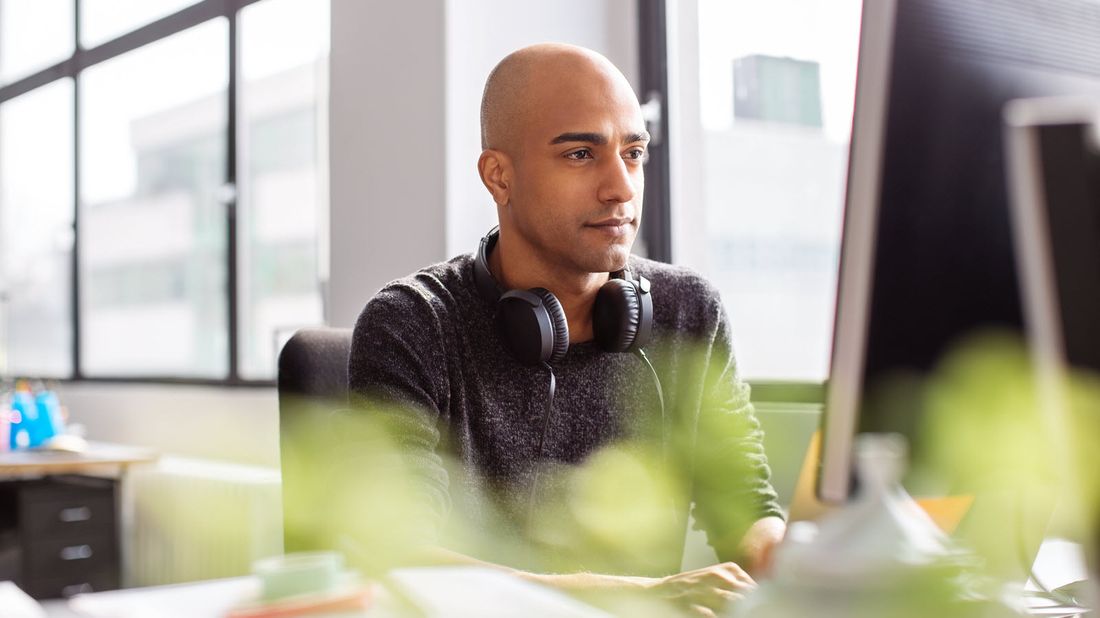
[689,297,787,576]
[736,515,786,576]
[347,285,453,545]
[415,546,757,617]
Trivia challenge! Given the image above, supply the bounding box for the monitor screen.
[819,0,1100,503]
[1007,99,1100,379]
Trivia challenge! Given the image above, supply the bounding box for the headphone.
[472,226,665,526]
[472,226,654,365]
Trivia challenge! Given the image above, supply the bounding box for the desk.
[42,566,612,618]
[0,442,157,599]
[34,539,1090,618]
[0,443,157,478]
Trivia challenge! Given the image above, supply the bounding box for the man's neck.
[489,232,610,344]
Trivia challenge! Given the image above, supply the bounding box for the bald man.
[349,43,785,616]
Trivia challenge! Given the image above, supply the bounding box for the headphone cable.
[527,363,557,528]
[526,352,664,528]
[635,348,667,446]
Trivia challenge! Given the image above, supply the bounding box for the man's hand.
[424,546,762,616]
[651,562,757,617]
[737,516,786,577]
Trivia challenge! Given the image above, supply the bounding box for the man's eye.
[566,149,593,160]
[625,148,648,161]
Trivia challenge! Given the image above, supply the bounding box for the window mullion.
[226,7,240,381]
[71,0,82,379]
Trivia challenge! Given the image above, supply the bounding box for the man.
[349,43,785,616]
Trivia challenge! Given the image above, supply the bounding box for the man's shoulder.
[627,255,727,339]
[357,253,477,327]
[628,255,720,309]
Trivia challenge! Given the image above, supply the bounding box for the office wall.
[56,382,279,467]
[327,0,448,330]
[61,0,641,467]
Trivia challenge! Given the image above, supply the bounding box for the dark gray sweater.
[348,252,782,575]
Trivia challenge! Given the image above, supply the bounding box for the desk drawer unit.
[25,535,117,579]
[23,493,114,538]
[22,572,119,600]
[14,476,120,599]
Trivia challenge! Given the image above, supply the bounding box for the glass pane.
[0,79,74,377]
[686,0,862,381]
[0,0,74,84]
[80,0,199,49]
[238,0,329,380]
[79,20,228,378]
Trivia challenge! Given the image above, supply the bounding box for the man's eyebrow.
[550,132,607,145]
[548,130,652,145]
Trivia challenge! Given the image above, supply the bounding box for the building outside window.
[670,0,863,384]
[0,0,329,383]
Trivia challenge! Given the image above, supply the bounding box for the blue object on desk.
[35,387,63,439]
[10,387,33,449]
[9,385,59,450]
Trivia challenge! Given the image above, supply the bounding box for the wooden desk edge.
[0,441,160,477]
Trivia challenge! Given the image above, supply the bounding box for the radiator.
[122,457,283,587]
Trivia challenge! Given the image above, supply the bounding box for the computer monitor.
[1005,97,1100,586]
[1006,98,1100,401]
[819,0,1100,503]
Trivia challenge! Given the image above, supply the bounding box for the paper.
[65,567,611,618]
[385,567,612,618]
[68,578,259,618]
[0,581,47,618]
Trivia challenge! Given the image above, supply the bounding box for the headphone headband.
[473,227,504,303]
[473,226,653,364]
[473,226,646,299]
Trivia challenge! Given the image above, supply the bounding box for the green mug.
[253,551,344,601]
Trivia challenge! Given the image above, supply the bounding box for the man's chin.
[576,244,633,275]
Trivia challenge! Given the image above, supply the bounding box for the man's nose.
[597,155,638,204]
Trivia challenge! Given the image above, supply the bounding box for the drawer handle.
[59,506,93,523]
[62,583,94,597]
[60,545,93,561]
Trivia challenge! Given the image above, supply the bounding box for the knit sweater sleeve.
[689,294,785,559]
[347,283,452,540]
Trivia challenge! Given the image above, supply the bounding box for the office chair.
[277,326,353,552]
[277,327,354,406]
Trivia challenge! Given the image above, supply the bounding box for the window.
[80,21,229,378]
[0,0,74,84]
[657,0,863,384]
[0,79,74,377]
[80,0,201,49]
[0,0,329,384]
[238,0,329,380]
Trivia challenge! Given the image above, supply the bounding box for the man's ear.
[478,149,512,207]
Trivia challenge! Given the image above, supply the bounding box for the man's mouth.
[585,217,634,238]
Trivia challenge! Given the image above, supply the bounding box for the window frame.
[637,0,673,265]
[637,0,828,404]
[0,0,279,387]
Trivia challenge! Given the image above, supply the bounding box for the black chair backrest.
[276,326,353,553]
[277,327,353,405]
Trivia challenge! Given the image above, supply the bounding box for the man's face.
[505,68,648,275]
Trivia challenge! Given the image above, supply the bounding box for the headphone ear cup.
[593,278,641,353]
[531,287,570,364]
[497,288,569,365]
[632,277,653,351]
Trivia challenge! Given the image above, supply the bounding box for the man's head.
[478,43,648,276]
